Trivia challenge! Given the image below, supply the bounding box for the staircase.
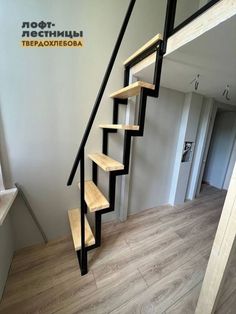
[67,0,176,275]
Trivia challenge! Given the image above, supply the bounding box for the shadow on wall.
[0,103,13,189]
[0,103,45,249]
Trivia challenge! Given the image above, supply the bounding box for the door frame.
[189,103,236,199]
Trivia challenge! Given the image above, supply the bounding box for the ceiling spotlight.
[223,84,230,101]
[190,74,200,91]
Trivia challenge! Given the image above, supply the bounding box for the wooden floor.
[0,185,235,313]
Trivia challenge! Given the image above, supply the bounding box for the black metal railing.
[166,0,221,37]
[68,0,136,275]
[67,0,221,187]
[67,0,136,186]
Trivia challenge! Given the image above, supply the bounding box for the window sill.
[0,188,18,225]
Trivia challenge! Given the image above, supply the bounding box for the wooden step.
[124,33,163,65]
[68,208,95,251]
[88,153,124,172]
[110,81,155,99]
[79,181,109,212]
[99,124,140,131]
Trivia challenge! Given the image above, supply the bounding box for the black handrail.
[67,0,136,186]
[167,0,221,37]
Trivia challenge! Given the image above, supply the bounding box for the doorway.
[200,110,236,192]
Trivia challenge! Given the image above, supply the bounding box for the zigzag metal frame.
[70,0,222,277]
[77,40,164,275]
[76,39,165,274]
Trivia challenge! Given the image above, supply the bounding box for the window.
[0,162,5,191]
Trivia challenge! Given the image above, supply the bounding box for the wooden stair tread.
[79,181,109,212]
[68,209,95,251]
[99,124,139,131]
[110,81,155,99]
[124,33,163,65]
[88,153,124,172]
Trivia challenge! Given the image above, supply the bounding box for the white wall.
[204,111,236,189]
[0,215,14,299]
[128,87,184,214]
[199,0,213,8]
[186,98,214,200]
[169,93,203,205]
[0,0,166,246]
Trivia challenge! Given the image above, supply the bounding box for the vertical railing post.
[79,148,87,275]
[163,0,177,50]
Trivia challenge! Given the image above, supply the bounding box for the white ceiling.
[137,15,236,106]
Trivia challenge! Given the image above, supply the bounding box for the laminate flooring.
[1,185,234,313]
